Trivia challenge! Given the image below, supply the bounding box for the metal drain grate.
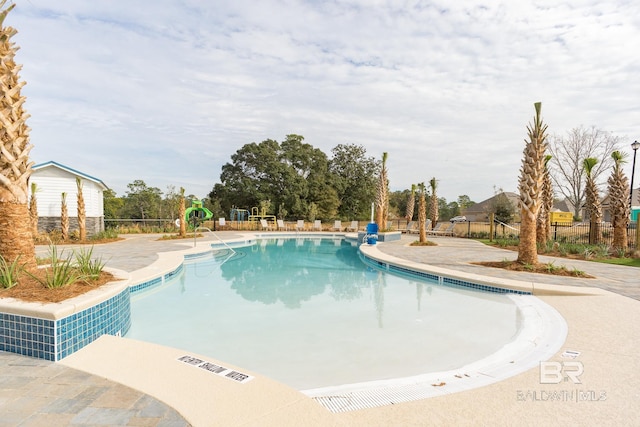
[312,381,455,412]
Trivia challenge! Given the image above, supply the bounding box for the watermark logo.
[517,390,607,402]
[539,361,584,384]
[517,354,606,403]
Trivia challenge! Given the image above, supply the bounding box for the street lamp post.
[631,141,640,211]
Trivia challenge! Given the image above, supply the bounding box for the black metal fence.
[105,218,639,249]
[383,218,638,249]
[455,221,638,249]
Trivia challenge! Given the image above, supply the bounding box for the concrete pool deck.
[1,232,639,426]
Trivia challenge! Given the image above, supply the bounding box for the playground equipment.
[230,207,250,222]
[248,206,276,228]
[183,200,214,247]
[185,200,213,226]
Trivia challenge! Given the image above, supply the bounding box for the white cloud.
[10,0,640,203]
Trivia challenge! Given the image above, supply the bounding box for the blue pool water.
[126,237,520,390]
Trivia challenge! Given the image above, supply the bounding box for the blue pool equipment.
[363,222,379,245]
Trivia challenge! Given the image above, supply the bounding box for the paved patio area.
[1,232,638,426]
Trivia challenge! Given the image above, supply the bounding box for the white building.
[30,161,109,236]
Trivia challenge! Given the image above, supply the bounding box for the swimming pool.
[126,237,546,392]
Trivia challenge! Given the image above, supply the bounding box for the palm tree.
[537,155,553,246]
[375,152,388,230]
[178,187,186,237]
[417,182,428,243]
[583,157,602,245]
[0,2,36,269]
[517,102,548,265]
[428,177,439,228]
[76,177,86,241]
[607,151,629,251]
[405,184,415,222]
[61,192,69,240]
[29,181,38,237]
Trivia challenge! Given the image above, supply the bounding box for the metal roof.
[32,161,109,190]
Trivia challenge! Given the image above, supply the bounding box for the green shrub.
[544,261,562,274]
[522,262,535,271]
[74,246,106,280]
[495,238,519,248]
[89,229,119,240]
[27,246,84,289]
[571,267,586,277]
[582,248,594,260]
[0,255,23,289]
[594,244,611,258]
[615,248,628,258]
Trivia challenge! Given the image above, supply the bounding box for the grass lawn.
[476,239,640,268]
[593,257,640,267]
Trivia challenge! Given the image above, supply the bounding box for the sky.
[9,0,640,203]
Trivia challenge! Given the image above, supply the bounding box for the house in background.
[552,199,576,217]
[463,191,521,222]
[30,161,108,236]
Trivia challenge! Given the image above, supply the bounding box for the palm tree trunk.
[429,178,438,228]
[179,187,186,237]
[0,201,36,269]
[0,3,37,269]
[418,183,427,243]
[517,102,548,265]
[61,192,69,240]
[608,151,629,251]
[537,162,553,247]
[76,178,86,240]
[29,182,38,236]
[584,158,602,245]
[519,210,538,263]
[405,184,415,222]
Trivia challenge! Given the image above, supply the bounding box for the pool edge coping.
[358,242,609,298]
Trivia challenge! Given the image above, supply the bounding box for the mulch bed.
[472,260,594,278]
[35,237,122,246]
[410,240,438,246]
[0,270,117,303]
[472,243,595,277]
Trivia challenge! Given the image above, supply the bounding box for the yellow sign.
[549,211,573,223]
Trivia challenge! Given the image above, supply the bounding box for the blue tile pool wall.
[129,277,162,294]
[57,287,131,360]
[359,253,531,295]
[164,263,184,281]
[130,264,188,296]
[0,286,131,361]
[387,264,440,282]
[0,314,56,360]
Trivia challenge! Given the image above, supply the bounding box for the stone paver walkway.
[0,353,188,427]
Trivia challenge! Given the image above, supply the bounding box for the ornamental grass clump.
[74,246,106,280]
[0,254,23,289]
[27,245,84,289]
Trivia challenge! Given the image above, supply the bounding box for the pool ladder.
[195,226,237,258]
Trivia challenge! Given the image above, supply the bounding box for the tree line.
[106,135,477,223]
[105,123,628,227]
